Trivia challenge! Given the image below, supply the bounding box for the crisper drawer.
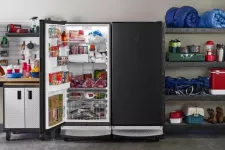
[4,88,25,128]
[25,88,40,128]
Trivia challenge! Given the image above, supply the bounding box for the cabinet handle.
[17,91,21,100]
[28,91,32,100]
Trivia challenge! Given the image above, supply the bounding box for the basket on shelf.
[185,114,204,124]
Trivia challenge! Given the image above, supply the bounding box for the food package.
[93,78,107,88]
[83,73,92,80]
[78,46,88,54]
[83,78,95,88]
[57,56,68,66]
[70,92,83,99]
[70,45,79,55]
[69,30,85,41]
[70,75,84,88]
[94,93,106,99]
[94,70,107,80]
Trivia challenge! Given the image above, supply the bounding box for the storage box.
[210,69,225,95]
[166,52,204,62]
[183,105,204,124]
[48,94,63,127]
[169,111,183,124]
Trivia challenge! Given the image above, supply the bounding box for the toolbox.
[166,52,205,62]
[210,69,225,95]
[183,105,204,124]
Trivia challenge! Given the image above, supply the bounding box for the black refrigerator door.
[112,22,164,126]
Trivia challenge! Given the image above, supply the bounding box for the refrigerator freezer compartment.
[49,83,70,93]
[67,100,107,120]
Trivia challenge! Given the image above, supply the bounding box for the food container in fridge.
[169,111,183,124]
[210,69,225,95]
[183,105,204,124]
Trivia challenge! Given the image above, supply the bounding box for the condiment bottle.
[26,59,31,77]
[22,62,27,77]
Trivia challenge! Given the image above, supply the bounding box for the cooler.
[169,111,183,124]
[210,69,225,95]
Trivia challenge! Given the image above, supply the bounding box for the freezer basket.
[67,100,107,120]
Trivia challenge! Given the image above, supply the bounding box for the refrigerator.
[39,20,111,140]
[111,22,164,138]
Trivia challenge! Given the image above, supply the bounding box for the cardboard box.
[48,94,63,127]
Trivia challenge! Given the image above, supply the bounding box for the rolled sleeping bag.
[173,6,200,28]
[165,7,179,27]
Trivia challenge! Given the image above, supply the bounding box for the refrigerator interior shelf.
[68,98,107,102]
[49,83,70,93]
[68,88,107,92]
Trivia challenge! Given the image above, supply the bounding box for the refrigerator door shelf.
[49,83,70,93]
[61,126,111,137]
[112,126,163,137]
[69,54,89,63]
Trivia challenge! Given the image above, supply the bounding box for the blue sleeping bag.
[198,9,225,28]
[165,6,200,28]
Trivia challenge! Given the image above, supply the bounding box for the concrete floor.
[0,133,225,150]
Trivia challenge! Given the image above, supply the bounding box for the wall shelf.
[165,61,225,68]
[5,33,39,37]
[166,28,225,34]
[165,121,225,128]
[165,95,225,101]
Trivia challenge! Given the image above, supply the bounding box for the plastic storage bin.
[210,69,225,95]
[169,111,183,124]
[185,114,204,124]
[183,105,204,124]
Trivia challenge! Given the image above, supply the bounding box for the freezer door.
[40,20,68,132]
[25,88,40,128]
[4,88,25,128]
[112,22,164,126]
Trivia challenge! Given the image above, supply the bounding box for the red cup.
[7,69,12,74]
[14,69,20,73]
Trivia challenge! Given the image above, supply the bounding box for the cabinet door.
[25,88,39,128]
[4,88,25,128]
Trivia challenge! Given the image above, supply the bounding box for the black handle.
[28,91,32,100]
[17,91,21,100]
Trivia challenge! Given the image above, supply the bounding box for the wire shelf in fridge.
[68,98,107,102]
[68,88,107,92]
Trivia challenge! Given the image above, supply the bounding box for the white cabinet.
[5,88,25,128]
[25,88,40,128]
[4,87,39,129]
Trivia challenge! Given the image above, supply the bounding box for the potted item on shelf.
[210,69,225,95]
[183,105,204,124]
[169,111,183,124]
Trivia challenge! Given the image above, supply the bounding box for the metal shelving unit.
[165,95,225,101]
[164,28,225,132]
[166,28,225,34]
[5,33,39,37]
[165,61,225,68]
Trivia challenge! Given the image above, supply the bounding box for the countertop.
[0,77,39,83]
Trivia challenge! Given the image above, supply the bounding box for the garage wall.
[0,0,225,125]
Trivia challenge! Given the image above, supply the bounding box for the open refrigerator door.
[40,20,70,140]
[61,23,111,138]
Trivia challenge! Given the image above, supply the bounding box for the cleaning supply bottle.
[26,59,31,77]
